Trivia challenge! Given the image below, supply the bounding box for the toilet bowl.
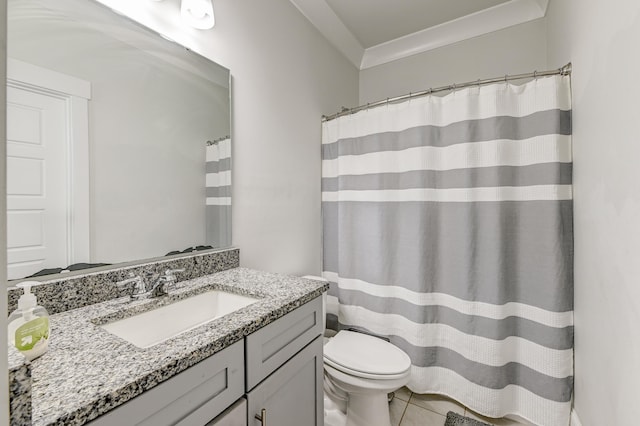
[301,276,412,426]
[324,330,411,426]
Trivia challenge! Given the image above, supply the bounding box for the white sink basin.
[100,290,259,348]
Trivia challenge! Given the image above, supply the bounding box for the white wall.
[359,19,548,104]
[546,1,640,424]
[205,1,358,275]
[94,0,359,275]
[0,0,7,421]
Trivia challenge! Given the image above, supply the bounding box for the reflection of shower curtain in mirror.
[205,138,231,248]
[322,76,573,426]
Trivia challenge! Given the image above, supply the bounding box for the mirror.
[6,0,232,280]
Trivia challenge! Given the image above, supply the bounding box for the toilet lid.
[323,331,411,376]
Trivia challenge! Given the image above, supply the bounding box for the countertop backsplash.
[7,248,240,315]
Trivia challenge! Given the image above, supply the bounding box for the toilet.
[302,276,412,426]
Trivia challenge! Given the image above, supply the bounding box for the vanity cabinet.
[87,296,324,426]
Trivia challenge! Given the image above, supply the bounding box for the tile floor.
[390,387,532,426]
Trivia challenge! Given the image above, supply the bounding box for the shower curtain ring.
[534,70,538,80]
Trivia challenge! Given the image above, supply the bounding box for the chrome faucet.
[116,269,184,300]
[149,269,185,298]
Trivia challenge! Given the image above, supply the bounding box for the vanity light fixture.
[181,0,215,30]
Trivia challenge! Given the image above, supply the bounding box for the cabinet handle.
[255,408,267,426]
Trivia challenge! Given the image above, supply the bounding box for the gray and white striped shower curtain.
[322,75,573,426]
[206,137,231,247]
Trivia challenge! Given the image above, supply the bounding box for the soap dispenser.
[7,281,50,361]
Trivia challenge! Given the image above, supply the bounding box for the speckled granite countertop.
[22,267,328,426]
[9,346,31,426]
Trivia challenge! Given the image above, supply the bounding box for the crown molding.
[289,0,549,71]
[361,0,549,69]
[288,0,364,69]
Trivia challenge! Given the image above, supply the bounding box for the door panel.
[247,336,323,426]
[7,102,41,143]
[7,85,69,279]
[7,156,43,195]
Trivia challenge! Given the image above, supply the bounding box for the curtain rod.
[321,63,572,123]
[206,135,231,145]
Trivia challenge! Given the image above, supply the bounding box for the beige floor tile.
[400,403,446,426]
[394,386,412,402]
[463,408,532,425]
[409,393,466,416]
[390,397,409,426]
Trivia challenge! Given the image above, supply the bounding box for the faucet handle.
[115,272,138,287]
[154,269,184,295]
[115,274,146,298]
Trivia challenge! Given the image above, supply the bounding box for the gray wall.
[95,0,359,276]
[359,19,548,104]
[546,0,640,424]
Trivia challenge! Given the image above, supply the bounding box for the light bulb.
[188,4,207,19]
[181,0,215,29]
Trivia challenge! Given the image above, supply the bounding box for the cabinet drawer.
[89,340,245,426]
[245,297,322,390]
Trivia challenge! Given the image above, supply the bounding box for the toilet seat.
[323,331,411,380]
[324,357,410,380]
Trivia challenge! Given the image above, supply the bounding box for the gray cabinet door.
[246,336,323,426]
[207,398,247,426]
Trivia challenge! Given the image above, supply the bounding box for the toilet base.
[324,393,347,426]
[346,392,391,426]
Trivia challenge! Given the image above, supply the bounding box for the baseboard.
[570,409,582,426]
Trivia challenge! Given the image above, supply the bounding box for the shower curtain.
[322,76,573,426]
[205,137,231,247]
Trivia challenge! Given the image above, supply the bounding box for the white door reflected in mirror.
[6,60,91,280]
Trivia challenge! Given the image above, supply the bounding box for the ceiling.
[324,0,510,48]
[289,0,549,70]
